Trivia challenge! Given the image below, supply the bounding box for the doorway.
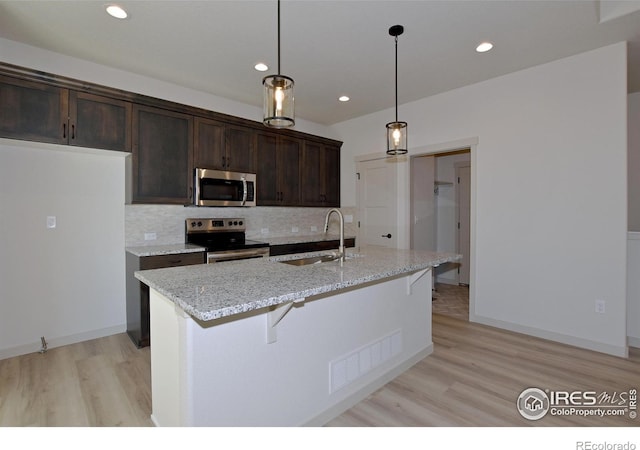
[410,148,472,320]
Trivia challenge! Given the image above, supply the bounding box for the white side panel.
[628,232,640,347]
[0,140,126,359]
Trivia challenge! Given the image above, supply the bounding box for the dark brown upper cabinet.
[69,91,132,151]
[194,118,256,173]
[0,75,132,151]
[0,75,69,145]
[300,141,341,207]
[132,105,194,205]
[256,132,301,206]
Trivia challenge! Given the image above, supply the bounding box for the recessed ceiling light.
[338,96,350,102]
[254,63,269,72]
[476,42,493,53]
[106,5,128,19]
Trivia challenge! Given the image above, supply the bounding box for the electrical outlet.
[46,216,56,229]
[291,226,299,233]
[261,228,269,235]
[311,225,318,232]
[595,299,606,314]
[344,214,353,223]
[144,232,157,241]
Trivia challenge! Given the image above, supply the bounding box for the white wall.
[332,42,629,356]
[629,92,640,231]
[0,140,127,359]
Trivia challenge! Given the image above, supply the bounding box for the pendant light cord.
[394,34,398,123]
[277,0,281,76]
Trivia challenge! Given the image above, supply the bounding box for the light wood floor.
[1,288,638,426]
[0,334,152,426]
[432,283,469,321]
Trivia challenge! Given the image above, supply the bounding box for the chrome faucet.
[323,208,345,260]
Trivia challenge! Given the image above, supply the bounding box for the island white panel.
[149,271,432,426]
[628,233,640,347]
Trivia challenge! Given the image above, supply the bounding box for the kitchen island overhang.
[135,246,460,426]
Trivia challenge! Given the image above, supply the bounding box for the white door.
[455,163,471,285]
[356,158,398,248]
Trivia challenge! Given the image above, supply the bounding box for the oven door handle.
[207,249,268,262]
[241,177,248,206]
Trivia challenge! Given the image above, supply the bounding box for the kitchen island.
[135,246,460,426]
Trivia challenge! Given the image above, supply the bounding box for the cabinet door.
[323,144,341,206]
[278,136,301,205]
[194,117,225,169]
[256,132,279,205]
[300,141,324,206]
[0,75,68,144]
[132,105,193,204]
[300,142,340,207]
[225,125,256,173]
[69,91,132,152]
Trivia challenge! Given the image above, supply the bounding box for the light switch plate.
[46,216,56,229]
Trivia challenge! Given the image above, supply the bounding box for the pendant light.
[263,0,295,128]
[386,25,407,155]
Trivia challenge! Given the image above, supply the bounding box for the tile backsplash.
[125,205,358,247]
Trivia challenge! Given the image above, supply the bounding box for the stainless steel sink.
[279,253,342,266]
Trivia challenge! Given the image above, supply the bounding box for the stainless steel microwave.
[194,168,256,207]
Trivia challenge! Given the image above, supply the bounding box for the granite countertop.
[134,246,461,322]
[126,243,205,257]
[260,233,356,246]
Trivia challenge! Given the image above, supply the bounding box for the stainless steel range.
[186,218,270,263]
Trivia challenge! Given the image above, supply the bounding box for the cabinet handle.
[71,124,75,140]
[381,233,392,239]
[226,156,230,168]
[222,156,226,168]
[168,259,182,265]
[62,123,66,139]
[189,186,193,200]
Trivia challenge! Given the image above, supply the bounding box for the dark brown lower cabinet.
[126,251,205,348]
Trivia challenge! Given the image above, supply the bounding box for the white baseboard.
[0,324,126,361]
[302,344,434,426]
[470,314,629,358]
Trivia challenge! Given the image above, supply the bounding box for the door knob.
[381,233,392,239]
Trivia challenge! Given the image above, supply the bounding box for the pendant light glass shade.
[263,0,295,128]
[386,24,407,155]
[263,74,294,127]
[386,120,407,155]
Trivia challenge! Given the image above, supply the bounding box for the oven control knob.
[239,221,243,226]
[233,221,238,226]
[190,221,197,227]
[228,221,233,226]
[197,221,202,227]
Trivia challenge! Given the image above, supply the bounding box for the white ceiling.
[1,0,639,125]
